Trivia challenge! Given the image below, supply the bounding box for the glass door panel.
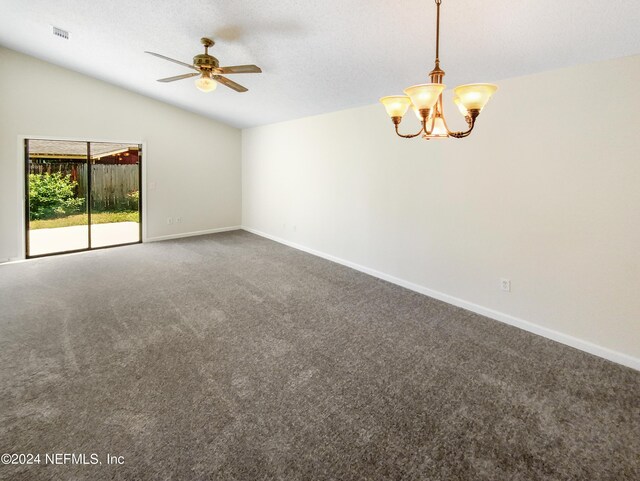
[26,139,89,256]
[89,142,141,248]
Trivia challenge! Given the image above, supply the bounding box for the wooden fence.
[29,163,139,211]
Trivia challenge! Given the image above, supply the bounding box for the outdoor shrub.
[29,172,85,220]
[127,190,139,203]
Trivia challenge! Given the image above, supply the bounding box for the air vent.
[52,26,70,40]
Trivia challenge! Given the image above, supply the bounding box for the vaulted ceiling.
[1,0,639,128]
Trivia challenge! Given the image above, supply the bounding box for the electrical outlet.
[166,217,173,225]
[176,217,183,224]
[500,278,511,292]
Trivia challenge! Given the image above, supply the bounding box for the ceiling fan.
[145,37,261,93]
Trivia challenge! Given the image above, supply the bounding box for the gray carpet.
[0,230,638,481]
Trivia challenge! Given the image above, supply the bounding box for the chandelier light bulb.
[195,74,217,92]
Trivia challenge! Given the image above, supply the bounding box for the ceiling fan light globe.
[403,83,446,110]
[379,96,412,118]
[195,76,218,92]
[453,83,497,111]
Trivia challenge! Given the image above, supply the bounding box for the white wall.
[0,47,241,261]
[242,55,640,368]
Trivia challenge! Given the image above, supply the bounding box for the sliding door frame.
[18,135,147,260]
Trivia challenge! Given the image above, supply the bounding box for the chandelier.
[380,0,497,140]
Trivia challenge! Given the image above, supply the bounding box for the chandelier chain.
[435,0,441,67]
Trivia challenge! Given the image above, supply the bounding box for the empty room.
[1,1,639,480]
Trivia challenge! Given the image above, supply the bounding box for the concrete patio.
[29,222,140,256]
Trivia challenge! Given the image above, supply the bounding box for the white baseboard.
[241,226,639,371]
[146,226,241,243]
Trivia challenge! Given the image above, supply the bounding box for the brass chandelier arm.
[392,112,430,138]
[394,120,424,138]
[447,117,475,138]
[447,109,481,139]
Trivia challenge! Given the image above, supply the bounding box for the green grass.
[30,211,139,230]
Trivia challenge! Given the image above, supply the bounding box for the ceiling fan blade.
[214,75,248,92]
[216,64,262,74]
[145,51,198,71]
[157,72,200,83]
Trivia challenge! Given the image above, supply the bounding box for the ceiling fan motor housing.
[193,54,219,70]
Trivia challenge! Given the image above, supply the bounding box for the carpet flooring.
[0,230,638,481]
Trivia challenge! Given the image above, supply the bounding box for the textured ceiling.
[1,0,639,128]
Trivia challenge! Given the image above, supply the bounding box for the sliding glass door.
[89,142,141,248]
[25,140,89,256]
[25,139,142,258]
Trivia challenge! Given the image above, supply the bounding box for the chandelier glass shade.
[380,0,497,140]
[381,96,412,118]
[404,83,445,111]
[453,84,498,112]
